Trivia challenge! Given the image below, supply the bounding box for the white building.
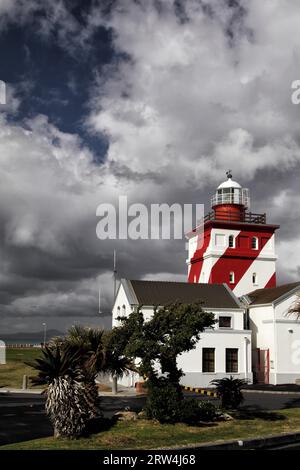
[112,279,252,388]
[243,282,300,385]
[111,174,300,387]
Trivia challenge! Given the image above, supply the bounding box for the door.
[252,348,270,384]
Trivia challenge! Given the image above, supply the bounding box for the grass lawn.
[2,408,300,450]
[0,348,42,389]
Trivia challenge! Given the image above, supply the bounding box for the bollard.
[112,375,118,395]
[22,374,28,390]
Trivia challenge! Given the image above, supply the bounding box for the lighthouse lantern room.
[187,171,280,297]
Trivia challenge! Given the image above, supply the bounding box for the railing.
[211,188,250,208]
[203,211,266,224]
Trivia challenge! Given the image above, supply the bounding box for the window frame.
[228,235,235,248]
[251,236,259,250]
[226,348,238,373]
[219,316,232,329]
[252,272,258,285]
[202,348,215,373]
[229,271,235,284]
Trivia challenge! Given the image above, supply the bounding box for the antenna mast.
[113,249,117,299]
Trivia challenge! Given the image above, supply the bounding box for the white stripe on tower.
[233,235,276,297]
[200,228,240,283]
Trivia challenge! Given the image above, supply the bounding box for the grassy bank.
[2,408,300,450]
[0,348,41,389]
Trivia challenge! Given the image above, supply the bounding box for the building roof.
[124,279,241,309]
[247,282,300,305]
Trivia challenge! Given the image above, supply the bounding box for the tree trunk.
[54,427,61,438]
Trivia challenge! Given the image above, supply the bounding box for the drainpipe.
[273,302,277,385]
[244,336,248,381]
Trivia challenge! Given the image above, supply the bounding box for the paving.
[1,388,300,447]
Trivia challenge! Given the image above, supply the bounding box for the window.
[226,348,238,373]
[202,348,215,373]
[251,236,258,249]
[122,305,126,316]
[228,235,235,248]
[229,271,235,284]
[219,316,232,328]
[252,273,258,285]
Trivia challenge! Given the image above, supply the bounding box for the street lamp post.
[42,322,47,347]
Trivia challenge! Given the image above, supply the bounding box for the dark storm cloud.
[1,0,300,334]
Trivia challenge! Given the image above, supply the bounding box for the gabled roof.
[122,279,241,309]
[246,282,300,305]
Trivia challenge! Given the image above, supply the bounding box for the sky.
[0,0,300,335]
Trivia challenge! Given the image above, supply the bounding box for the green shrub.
[180,398,218,424]
[197,400,218,421]
[145,379,183,423]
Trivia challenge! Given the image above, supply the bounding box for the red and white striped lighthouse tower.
[187,171,280,297]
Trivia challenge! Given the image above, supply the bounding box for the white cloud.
[87,0,300,187]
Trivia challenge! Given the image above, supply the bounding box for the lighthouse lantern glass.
[211,187,250,208]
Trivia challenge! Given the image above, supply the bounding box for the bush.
[180,398,218,424]
[210,376,247,409]
[145,379,183,423]
[197,400,218,422]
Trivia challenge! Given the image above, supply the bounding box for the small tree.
[29,346,97,438]
[211,376,247,409]
[112,301,215,423]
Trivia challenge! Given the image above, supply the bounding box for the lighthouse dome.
[217,178,241,190]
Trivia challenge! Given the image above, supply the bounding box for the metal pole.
[22,375,28,390]
[98,286,102,314]
[42,323,47,347]
[113,249,117,299]
[112,375,118,395]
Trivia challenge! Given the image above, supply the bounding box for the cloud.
[87,0,300,185]
[1,0,300,333]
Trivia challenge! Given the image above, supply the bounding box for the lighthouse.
[187,171,280,297]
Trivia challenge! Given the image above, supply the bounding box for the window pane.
[226,348,238,373]
[252,237,258,249]
[219,316,232,328]
[202,348,215,373]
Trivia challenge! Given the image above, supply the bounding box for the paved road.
[0,393,146,446]
[1,391,300,447]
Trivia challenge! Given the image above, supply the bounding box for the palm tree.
[288,292,300,317]
[210,376,247,409]
[28,346,98,438]
[62,325,134,384]
[102,329,136,379]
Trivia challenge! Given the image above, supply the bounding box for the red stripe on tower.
[187,171,279,297]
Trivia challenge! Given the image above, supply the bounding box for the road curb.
[0,389,43,395]
[182,386,218,398]
[156,431,300,450]
[243,389,300,395]
[0,389,145,398]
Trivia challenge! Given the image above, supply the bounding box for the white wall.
[112,283,133,327]
[178,308,252,388]
[113,287,252,388]
[273,294,300,384]
[249,293,300,385]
